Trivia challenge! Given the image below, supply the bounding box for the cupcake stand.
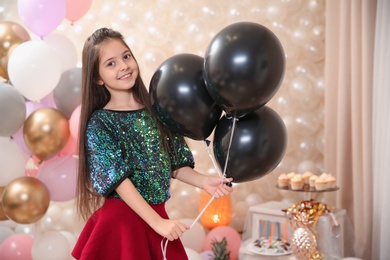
[238,186,351,260]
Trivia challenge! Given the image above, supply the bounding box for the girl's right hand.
[154,218,190,241]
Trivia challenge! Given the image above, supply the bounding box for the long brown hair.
[76,28,173,220]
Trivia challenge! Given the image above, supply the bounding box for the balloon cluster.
[150,22,287,183]
[0,0,326,258]
[0,2,90,257]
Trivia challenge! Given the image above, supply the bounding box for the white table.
[239,201,348,260]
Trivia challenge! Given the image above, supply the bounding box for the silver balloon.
[0,82,26,136]
[53,67,82,118]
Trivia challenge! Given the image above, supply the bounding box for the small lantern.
[199,189,232,229]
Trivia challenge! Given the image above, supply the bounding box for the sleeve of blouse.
[85,115,132,197]
[170,133,195,171]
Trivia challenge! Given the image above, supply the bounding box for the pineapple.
[210,237,231,260]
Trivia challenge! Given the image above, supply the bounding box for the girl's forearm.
[115,178,162,228]
[173,166,207,189]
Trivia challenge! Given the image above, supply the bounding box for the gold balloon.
[0,186,9,220]
[2,176,50,224]
[0,21,31,80]
[24,107,70,161]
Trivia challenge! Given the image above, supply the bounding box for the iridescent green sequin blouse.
[85,108,194,204]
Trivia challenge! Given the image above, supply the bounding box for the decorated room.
[0,0,389,259]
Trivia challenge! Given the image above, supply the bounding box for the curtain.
[324,0,376,259]
[372,0,390,259]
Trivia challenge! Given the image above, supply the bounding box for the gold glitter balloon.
[23,107,70,161]
[0,21,31,80]
[0,186,9,220]
[2,176,50,224]
[292,227,317,260]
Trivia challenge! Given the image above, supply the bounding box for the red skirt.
[72,198,188,260]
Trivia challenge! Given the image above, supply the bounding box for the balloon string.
[161,237,169,260]
[191,194,216,229]
[161,195,216,259]
[222,116,238,178]
[162,116,237,259]
[204,140,223,178]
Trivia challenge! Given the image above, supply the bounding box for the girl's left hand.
[203,177,234,198]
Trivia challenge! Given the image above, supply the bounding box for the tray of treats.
[246,237,292,256]
[276,171,339,192]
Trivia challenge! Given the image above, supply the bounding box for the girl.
[72,28,233,260]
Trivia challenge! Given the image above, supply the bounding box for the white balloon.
[180,218,206,252]
[245,193,264,207]
[145,25,170,47]
[312,25,325,42]
[277,155,299,173]
[0,226,14,243]
[8,41,62,102]
[140,47,168,77]
[38,204,64,232]
[298,160,317,173]
[60,206,85,234]
[303,40,325,62]
[14,224,38,237]
[170,186,200,218]
[0,137,26,186]
[294,112,321,136]
[296,136,318,160]
[44,34,78,72]
[266,2,288,22]
[166,208,184,220]
[289,76,314,100]
[314,76,325,96]
[226,3,247,23]
[184,247,203,260]
[232,201,249,218]
[231,183,253,202]
[59,231,77,259]
[294,61,321,81]
[0,219,18,229]
[32,231,70,260]
[272,91,298,116]
[307,0,325,12]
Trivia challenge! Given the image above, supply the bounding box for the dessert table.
[239,201,350,260]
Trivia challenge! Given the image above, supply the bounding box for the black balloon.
[203,22,285,117]
[149,53,222,140]
[213,106,287,183]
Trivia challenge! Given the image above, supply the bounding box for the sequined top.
[85,108,194,204]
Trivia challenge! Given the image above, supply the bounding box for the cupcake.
[326,174,336,188]
[287,172,296,181]
[278,173,290,188]
[302,171,313,184]
[309,175,318,188]
[315,177,328,191]
[290,174,304,190]
[319,172,329,179]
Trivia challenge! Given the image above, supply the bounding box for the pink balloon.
[69,105,81,141]
[12,127,31,156]
[37,155,78,202]
[203,226,241,260]
[58,135,77,156]
[18,0,66,37]
[65,0,93,24]
[0,234,34,260]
